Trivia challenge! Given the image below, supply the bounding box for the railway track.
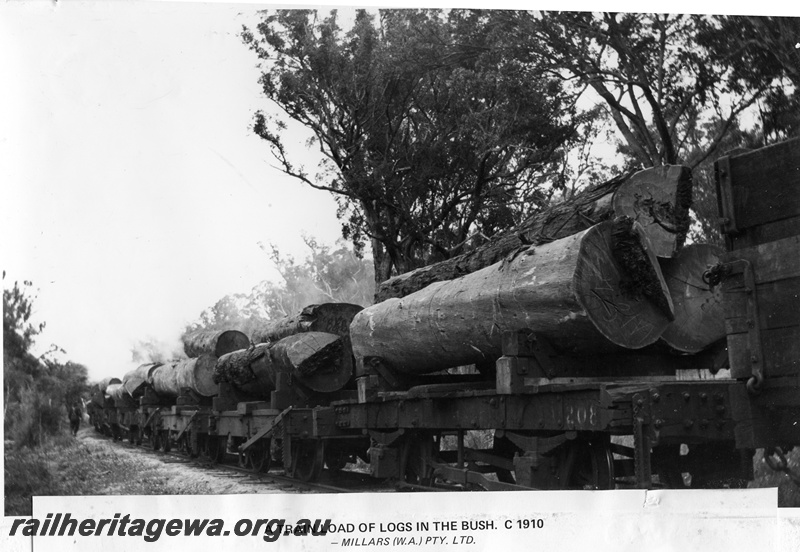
[112,437,387,494]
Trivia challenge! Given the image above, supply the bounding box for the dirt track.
[77,428,297,495]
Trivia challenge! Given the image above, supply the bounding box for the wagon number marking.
[564,403,598,428]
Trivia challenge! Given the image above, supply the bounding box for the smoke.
[130,335,187,364]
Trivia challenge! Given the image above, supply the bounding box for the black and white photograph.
[2,1,799,549]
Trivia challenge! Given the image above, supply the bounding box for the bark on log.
[215,332,351,396]
[658,244,726,353]
[175,354,219,397]
[375,166,692,303]
[122,363,161,398]
[148,362,180,398]
[251,303,363,344]
[352,218,674,376]
[182,329,250,358]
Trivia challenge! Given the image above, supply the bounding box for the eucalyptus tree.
[243,9,584,283]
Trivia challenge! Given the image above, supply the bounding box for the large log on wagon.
[174,355,219,397]
[90,377,122,408]
[96,377,122,395]
[251,303,363,344]
[375,165,692,302]
[147,356,218,398]
[122,363,161,398]
[215,332,351,395]
[351,218,674,376]
[107,382,136,408]
[148,361,180,398]
[182,329,249,358]
[90,377,121,408]
[658,244,726,353]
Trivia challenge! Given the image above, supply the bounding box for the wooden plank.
[724,276,800,332]
[723,138,800,231]
[722,235,800,283]
[727,326,800,379]
[729,216,800,250]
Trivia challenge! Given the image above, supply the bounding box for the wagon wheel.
[556,438,615,490]
[248,440,272,473]
[205,436,225,464]
[177,435,189,456]
[324,446,349,473]
[291,440,325,482]
[190,434,205,459]
[403,435,436,486]
[237,443,249,468]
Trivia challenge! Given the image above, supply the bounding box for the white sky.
[1,0,796,384]
[0,1,346,382]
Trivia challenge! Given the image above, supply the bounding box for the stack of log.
[91,377,122,408]
[214,303,363,398]
[352,166,725,378]
[144,329,251,399]
[122,363,161,399]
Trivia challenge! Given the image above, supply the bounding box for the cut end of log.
[612,165,693,258]
[574,219,674,350]
[272,331,352,393]
[251,303,363,344]
[659,244,726,353]
[182,328,250,358]
[611,216,675,320]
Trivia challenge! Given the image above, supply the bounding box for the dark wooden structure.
[90,139,800,492]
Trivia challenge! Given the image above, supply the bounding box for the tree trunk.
[182,329,250,358]
[148,361,180,398]
[148,356,219,398]
[251,303,363,344]
[122,363,161,399]
[374,166,692,303]
[215,332,352,396]
[352,218,674,377]
[658,244,726,353]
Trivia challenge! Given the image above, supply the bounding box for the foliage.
[187,238,374,337]
[243,9,586,282]
[3,273,89,447]
[499,12,793,170]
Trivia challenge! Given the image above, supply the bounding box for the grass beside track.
[4,428,204,515]
[6,427,800,515]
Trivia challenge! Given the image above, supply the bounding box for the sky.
[0,1,347,382]
[1,0,795,385]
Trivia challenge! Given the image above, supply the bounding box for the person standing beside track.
[68,402,82,436]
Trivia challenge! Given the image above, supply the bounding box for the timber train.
[87,139,800,491]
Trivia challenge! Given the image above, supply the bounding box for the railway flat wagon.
[91,138,800,493]
[295,138,800,490]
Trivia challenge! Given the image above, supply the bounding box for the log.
[122,363,161,398]
[215,332,352,396]
[658,244,726,353]
[271,332,352,392]
[148,361,180,398]
[182,329,250,358]
[351,218,674,377]
[107,383,136,408]
[375,165,692,302]
[251,303,363,344]
[96,377,122,395]
[175,354,219,397]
